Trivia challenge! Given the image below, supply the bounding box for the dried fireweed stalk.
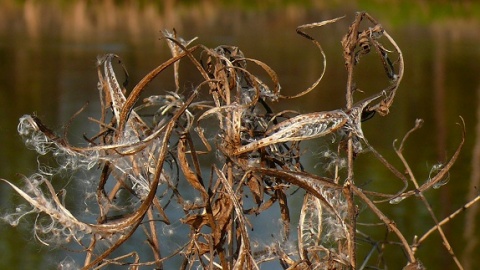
[1,12,476,270]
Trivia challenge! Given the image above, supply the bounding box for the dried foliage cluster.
[2,12,474,269]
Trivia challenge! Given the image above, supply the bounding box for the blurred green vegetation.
[2,0,480,24]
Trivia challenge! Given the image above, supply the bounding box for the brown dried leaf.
[177,134,208,198]
[182,214,208,229]
[276,188,290,240]
[246,173,264,206]
[211,192,234,245]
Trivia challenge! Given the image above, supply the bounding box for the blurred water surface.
[0,1,479,269]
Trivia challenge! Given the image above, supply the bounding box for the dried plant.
[2,12,477,270]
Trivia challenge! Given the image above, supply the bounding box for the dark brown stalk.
[342,13,365,268]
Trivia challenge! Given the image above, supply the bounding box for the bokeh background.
[0,0,479,269]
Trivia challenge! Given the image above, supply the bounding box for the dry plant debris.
[1,12,476,270]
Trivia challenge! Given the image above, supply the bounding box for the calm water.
[0,1,479,269]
